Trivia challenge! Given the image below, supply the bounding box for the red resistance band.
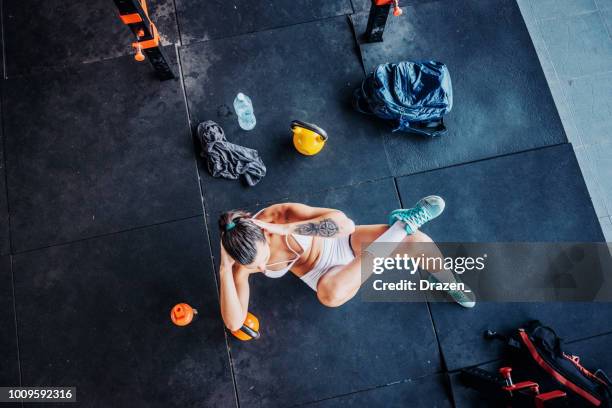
[519,329,601,406]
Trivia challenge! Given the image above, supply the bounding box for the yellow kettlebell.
[291,120,328,156]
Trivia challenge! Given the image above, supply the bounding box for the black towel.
[197,120,266,187]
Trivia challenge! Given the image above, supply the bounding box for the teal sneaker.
[389,196,446,234]
[428,273,476,308]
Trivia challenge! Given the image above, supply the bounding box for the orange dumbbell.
[231,312,260,341]
[170,303,198,326]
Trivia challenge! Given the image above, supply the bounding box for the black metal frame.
[113,0,176,80]
[364,1,392,43]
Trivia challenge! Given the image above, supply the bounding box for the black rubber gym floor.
[0,256,18,391]
[0,136,8,255]
[0,0,609,407]
[2,49,202,252]
[175,0,353,44]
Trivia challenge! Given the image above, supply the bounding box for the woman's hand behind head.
[219,243,235,269]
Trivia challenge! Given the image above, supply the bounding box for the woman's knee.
[407,229,434,243]
[316,278,350,307]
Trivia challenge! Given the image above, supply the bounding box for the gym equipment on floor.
[291,120,328,156]
[481,322,612,406]
[113,0,175,80]
[353,61,452,136]
[170,303,198,326]
[231,312,260,341]
[461,365,568,407]
[364,0,403,43]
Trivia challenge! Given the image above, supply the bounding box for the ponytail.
[219,210,265,265]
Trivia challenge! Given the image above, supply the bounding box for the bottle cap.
[171,303,197,326]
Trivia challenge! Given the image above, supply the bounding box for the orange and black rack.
[365,0,402,43]
[114,0,175,80]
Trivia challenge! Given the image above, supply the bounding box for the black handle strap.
[403,118,447,137]
[240,324,260,339]
[291,120,328,141]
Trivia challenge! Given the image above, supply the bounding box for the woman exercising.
[218,196,475,331]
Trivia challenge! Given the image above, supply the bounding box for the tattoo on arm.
[294,218,339,237]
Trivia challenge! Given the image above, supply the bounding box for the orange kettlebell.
[231,312,261,341]
[171,303,198,326]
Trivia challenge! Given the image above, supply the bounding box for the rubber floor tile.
[175,0,352,44]
[304,374,453,407]
[3,49,201,252]
[0,121,9,255]
[0,256,20,395]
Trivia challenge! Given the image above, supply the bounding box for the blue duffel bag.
[353,60,453,136]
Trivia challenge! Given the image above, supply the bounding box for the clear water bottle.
[233,92,256,131]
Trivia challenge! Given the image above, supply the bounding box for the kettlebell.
[170,303,198,326]
[291,120,328,156]
[231,312,261,341]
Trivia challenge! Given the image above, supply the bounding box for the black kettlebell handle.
[240,324,260,339]
[291,120,328,141]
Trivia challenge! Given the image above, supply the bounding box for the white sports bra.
[252,208,313,278]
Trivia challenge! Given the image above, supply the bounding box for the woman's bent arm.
[285,203,355,237]
[287,211,355,237]
[258,203,356,238]
[219,251,250,331]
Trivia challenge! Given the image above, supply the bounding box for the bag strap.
[352,87,374,115]
[396,118,447,137]
[594,370,612,388]
[564,354,611,387]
